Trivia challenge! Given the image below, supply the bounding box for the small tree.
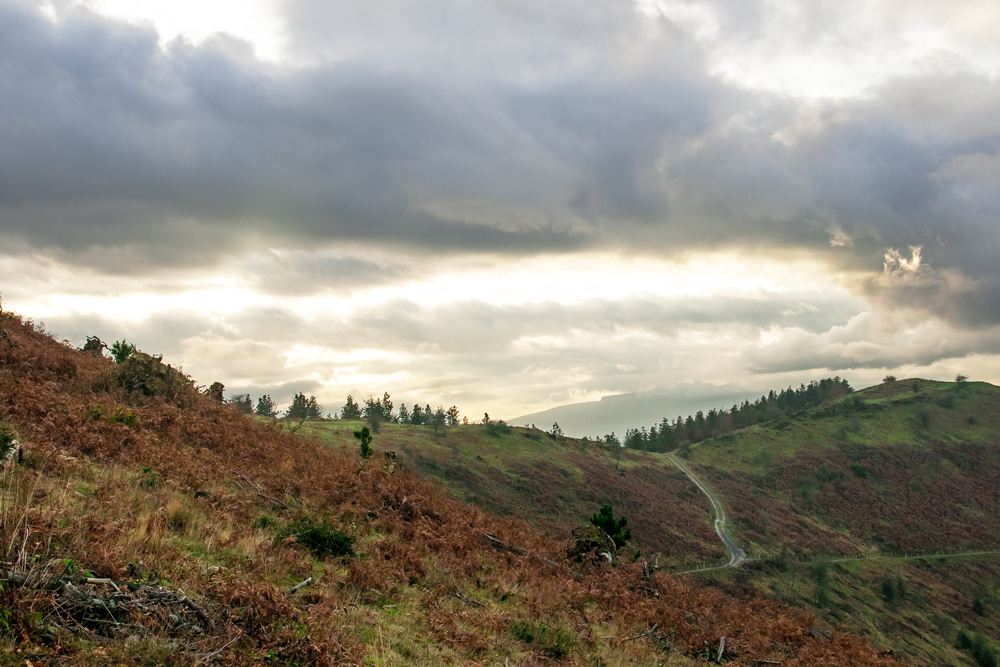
[410,404,425,425]
[110,339,137,364]
[341,395,362,419]
[446,405,460,426]
[398,403,410,424]
[255,394,278,417]
[286,392,308,419]
[431,406,447,435]
[354,426,374,459]
[287,393,323,419]
[589,504,631,548]
[882,375,897,384]
[550,422,564,438]
[363,396,383,433]
[380,392,394,422]
[228,393,253,414]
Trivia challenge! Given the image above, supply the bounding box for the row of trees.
[227,393,287,418]
[341,393,462,433]
[606,377,854,452]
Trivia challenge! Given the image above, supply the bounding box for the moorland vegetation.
[0,309,906,665]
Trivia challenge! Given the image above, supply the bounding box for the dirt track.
[666,452,747,568]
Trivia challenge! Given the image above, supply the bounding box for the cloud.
[3,0,1000,425]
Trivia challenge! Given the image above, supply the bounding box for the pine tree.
[589,504,631,548]
[341,395,361,419]
[255,395,278,417]
[228,393,253,414]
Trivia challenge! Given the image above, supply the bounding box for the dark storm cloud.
[1,0,1000,325]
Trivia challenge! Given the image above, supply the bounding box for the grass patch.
[277,517,355,558]
[508,620,576,658]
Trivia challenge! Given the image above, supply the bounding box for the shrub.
[509,621,575,658]
[589,504,631,548]
[139,467,160,489]
[277,517,355,559]
[0,422,16,460]
[881,573,906,604]
[850,463,869,478]
[112,405,138,428]
[354,427,373,459]
[485,419,510,436]
[254,516,278,531]
[937,393,956,409]
[973,595,987,617]
[109,339,136,364]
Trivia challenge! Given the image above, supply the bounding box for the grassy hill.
[683,378,1000,558]
[0,310,903,666]
[674,378,1000,666]
[296,419,727,569]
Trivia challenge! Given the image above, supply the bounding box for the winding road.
[666,453,747,568]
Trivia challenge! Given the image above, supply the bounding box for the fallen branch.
[231,470,289,510]
[196,633,242,664]
[85,577,122,593]
[289,577,313,595]
[484,533,558,568]
[231,470,261,493]
[179,590,212,627]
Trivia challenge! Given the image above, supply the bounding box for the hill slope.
[297,419,727,568]
[676,378,1000,666]
[0,310,903,666]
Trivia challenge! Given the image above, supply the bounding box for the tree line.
[603,377,854,452]
[226,390,463,433]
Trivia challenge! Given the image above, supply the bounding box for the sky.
[1,0,999,432]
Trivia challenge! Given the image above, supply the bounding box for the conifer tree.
[341,395,362,419]
[255,394,278,417]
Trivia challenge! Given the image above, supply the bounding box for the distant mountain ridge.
[512,387,764,438]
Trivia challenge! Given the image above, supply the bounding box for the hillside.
[684,378,1000,558]
[675,378,1000,666]
[296,420,728,569]
[0,310,903,665]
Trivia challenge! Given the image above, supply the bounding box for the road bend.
[666,453,747,567]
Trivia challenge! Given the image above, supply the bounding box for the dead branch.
[196,633,242,663]
[178,590,212,627]
[289,577,313,595]
[231,470,261,493]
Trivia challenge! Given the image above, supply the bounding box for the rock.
[805,626,832,640]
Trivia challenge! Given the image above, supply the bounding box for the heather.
[0,311,902,666]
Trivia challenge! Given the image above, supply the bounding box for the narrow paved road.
[666,453,747,567]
